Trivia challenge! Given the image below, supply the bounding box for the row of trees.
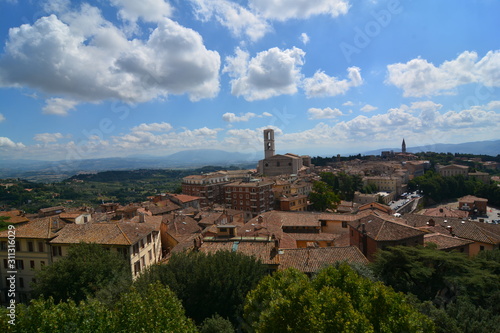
[2,242,499,332]
[408,171,500,206]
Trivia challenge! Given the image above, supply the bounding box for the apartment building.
[223,178,275,220]
[182,172,230,207]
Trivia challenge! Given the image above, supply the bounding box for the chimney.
[139,213,145,223]
[446,225,454,236]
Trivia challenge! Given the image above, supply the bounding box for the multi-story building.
[278,195,308,212]
[0,217,63,303]
[436,164,469,177]
[223,178,275,220]
[0,218,160,304]
[182,172,231,207]
[363,176,403,196]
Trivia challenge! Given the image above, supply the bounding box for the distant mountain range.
[363,140,500,156]
[0,149,258,182]
[1,141,498,182]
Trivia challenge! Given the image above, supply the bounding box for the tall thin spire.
[402,138,406,154]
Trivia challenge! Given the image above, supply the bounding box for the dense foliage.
[408,170,500,206]
[32,242,132,304]
[319,171,363,201]
[308,180,341,212]
[1,283,197,333]
[372,246,500,333]
[244,263,435,333]
[134,251,268,326]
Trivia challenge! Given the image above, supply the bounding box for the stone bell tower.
[263,129,275,159]
[402,138,406,154]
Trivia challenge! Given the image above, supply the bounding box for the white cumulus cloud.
[308,107,343,119]
[222,112,257,122]
[131,122,173,132]
[224,46,305,101]
[33,132,64,143]
[360,104,378,112]
[303,67,363,98]
[42,98,79,116]
[0,5,220,113]
[386,50,500,97]
[111,0,173,23]
[191,0,271,42]
[249,0,349,21]
[300,32,310,45]
[0,137,25,149]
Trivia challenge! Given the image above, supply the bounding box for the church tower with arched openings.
[402,138,406,154]
[263,129,275,159]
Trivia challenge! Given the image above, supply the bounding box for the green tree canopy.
[371,246,500,308]
[134,250,267,325]
[32,242,132,304]
[1,283,197,333]
[308,180,341,212]
[244,263,434,333]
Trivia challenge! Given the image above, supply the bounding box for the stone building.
[257,129,311,176]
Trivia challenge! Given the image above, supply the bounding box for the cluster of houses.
[1,192,499,304]
[1,129,499,304]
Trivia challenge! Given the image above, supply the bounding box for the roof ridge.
[115,222,132,245]
[374,218,385,240]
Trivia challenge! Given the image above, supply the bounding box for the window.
[480,245,485,251]
[140,240,145,249]
[342,221,348,228]
[40,261,45,267]
[147,234,152,244]
[0,241,7,250]
[15,260,24,270]
[15,241,20,251]
[141,255,145,268]
[19,278,24,289]
[3,259,7,269]
[30,260,35,269]
[148,250,152,261]
[38,242,44,252]
[28,241,34,252]
[133,243,139,255]
[52,246,62,257]
[134,261,141,275]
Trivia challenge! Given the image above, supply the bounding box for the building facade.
[224,179,275,220]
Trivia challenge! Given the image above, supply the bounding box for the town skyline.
[0,0,499,161]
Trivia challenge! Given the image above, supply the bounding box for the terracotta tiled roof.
[421,207,469,219]
[49,222,156,245]
[163,214,201,237]
[196,212,224,226]
[424,233,473,250]
[199,240,279,265]
[39,206,65,213]
[349,214,426,242]
[0,217,64,239]
[170,194,201,203]
[437,220,500,245]
[0,210,30,224]
[458,195,488,203]
[279,246,369,273]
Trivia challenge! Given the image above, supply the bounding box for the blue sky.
[0,0,499,162]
